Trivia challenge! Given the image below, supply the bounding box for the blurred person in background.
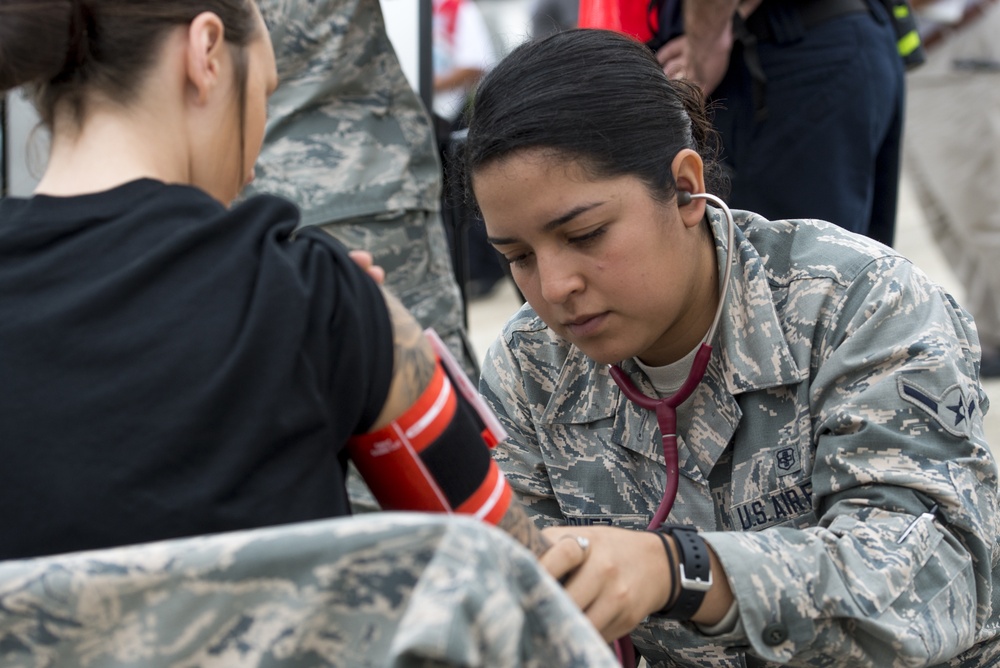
[434,0,507,300]
[246,0,478,378]
[904,0,1000,377]
[433,0,496,131]
[582,0,905,247]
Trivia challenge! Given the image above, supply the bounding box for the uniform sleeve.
[702,256,999,665]
[479,332,565,528]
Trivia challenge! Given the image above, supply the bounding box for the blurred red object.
[577,0,622,30]
[577,0,656,41]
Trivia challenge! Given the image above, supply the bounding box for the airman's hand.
[349,249,385,285]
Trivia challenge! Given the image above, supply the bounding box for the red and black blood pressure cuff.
[347,360,513,525]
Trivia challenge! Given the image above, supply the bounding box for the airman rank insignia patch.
[898,377,977,438]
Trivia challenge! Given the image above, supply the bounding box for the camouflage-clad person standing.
[466,31,1000,667]
[248,0,476,376]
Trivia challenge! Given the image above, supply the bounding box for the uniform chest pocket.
[538,417,666,523]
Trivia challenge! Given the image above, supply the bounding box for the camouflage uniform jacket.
[247,0,474,375]
[0,514,618,667]
[250,0,440,224]
[481,208,1000,667]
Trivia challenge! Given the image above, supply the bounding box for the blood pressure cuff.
[347,359,513,525]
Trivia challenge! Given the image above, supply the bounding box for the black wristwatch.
[659,525,713,621]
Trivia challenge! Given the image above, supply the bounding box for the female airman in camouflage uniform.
[466,29,1000,667]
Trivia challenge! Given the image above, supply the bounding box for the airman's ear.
[671,148,707,229]
[185,12,227,106]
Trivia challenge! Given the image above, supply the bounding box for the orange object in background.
[577,0,657,42]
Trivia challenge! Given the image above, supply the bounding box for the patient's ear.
[185,12,227,106]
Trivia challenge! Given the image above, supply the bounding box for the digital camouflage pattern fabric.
[246,0,475,375]
[481,207,1000,667]
[0,513,618,667]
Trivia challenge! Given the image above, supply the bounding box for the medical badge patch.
[773,445,800,475]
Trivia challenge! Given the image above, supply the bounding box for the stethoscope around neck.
[602,192,735,668]
[608,191,736,531]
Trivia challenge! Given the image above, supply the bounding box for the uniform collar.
[706,205,806,395]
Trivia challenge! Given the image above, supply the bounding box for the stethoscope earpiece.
[676,190,693,206]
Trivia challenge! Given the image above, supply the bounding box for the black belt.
[744,0,871,43]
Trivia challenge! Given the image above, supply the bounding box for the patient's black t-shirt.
[0,180,394,559]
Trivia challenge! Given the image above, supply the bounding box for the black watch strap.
[660,525,712,621]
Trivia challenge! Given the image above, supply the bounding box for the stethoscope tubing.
[607,193,737,667]
[609,342,713,529]
[610,192,735,529]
